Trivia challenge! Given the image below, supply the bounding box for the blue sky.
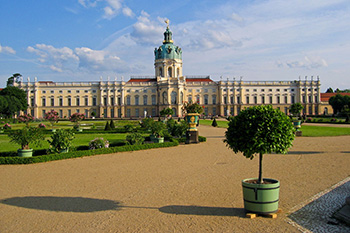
[0,0,349,91]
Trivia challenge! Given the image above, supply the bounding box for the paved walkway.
[1,126,350,232]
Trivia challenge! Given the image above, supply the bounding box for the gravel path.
[1,125,350,232]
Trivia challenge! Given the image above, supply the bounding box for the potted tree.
[182,101,203,131]
[289,103,304,131]
[8,126,45,157]
[69,112,85,132]
[47,129,75,153]
[91,111,96,119]
[224,105,295,214]
[149,121,166,143]
[44,110,59,132]
[160,108,174,121]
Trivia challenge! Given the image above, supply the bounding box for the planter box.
[17,149,33,157]
[242,178,280,214]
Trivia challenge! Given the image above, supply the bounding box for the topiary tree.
[289,103,304,117]
[110,119,115,129]
[211,118,218,127]
[126,132,145,145]
[104,121,111,131]
[224,105,295,184]
[160,108,174,119]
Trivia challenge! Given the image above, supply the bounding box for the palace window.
[212,95,216,105]
[51,98,54,106]
[143,95,148,105]
[59,97,63,106]
[151,95,156,105]
[204,95,208,105]
[135,96,139,106]
[92,97,97,106]
[171,91,177,104]
[42,98,46,107]
[246,96,249,104]
[104,97,107,106]
[76,97,80,106]
[85,97,88,106]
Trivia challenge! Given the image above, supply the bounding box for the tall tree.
[325,87,333,93]
[0,86,28,117]
[7,73,22,86]
[329,94,345,114]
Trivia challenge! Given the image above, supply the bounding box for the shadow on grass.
[0,196,121,213]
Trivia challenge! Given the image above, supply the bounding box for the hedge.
[0,140,179,165]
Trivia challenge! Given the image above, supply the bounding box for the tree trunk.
[258,153,263,184]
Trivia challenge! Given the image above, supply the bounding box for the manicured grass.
[200,119,229,128]
[200,119,350,137]
[0,133,130,153]
[300,125,350,137]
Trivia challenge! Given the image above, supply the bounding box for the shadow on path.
[159,205,246,217]
[0,196,121,213]
[286,151,324,155]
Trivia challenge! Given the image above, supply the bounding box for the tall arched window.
[180,91,183,103]
[159,67,163,77]
[171,91,177,104]
[135,95,139,105]
[177,68,180,77]
[168,67,172,77]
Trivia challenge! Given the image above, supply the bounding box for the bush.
[124,124,134,132]
[8,126,45,150]
[140,118,154,130]
[89,138,109,149]
[38,123,46,128]
[126,132,145,145]
[47,129,75,153]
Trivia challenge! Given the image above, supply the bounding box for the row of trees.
[328,94,350,115]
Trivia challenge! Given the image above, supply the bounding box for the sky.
[0,0,349,91]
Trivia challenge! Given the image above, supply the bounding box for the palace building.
[15,22,323,119]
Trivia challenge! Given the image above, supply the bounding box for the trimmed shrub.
[104,121,111,131]
[126,132,145,145]
[212,118,218,127]
[89,138,109,149]
[0,139,179,165]
[110,119,115,129]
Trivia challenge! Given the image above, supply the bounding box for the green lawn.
[200,119,350,137]
[0,133,129,153]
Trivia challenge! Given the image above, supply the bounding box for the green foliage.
[160,108,174,117]
[329,94,346,114]
[224,105,295,183]
[109,119,115,129]
[0,86,28,117]
[47,129,75,153]
[212,118,218,127]
[126,132,145,145]
[44,110,59,128]
[7,126,45,149]
[289,103,304,116]
[140,118,154,130]
[104,121,111,131]
[6,73,22,86]
[124,124,134,132]
[325,87,334,93]
[166,118,187,137]
[150,121,166,137]
[182,101,204,114]
[91,111,96,117]
[225,105,295,159]
[0,139,179,165]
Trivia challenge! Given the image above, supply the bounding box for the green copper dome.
[154,25,182,60]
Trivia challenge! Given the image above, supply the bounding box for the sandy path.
[1,125,350,232]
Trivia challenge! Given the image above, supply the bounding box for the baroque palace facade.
[15,23,323,119]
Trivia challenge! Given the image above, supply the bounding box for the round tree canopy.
[224,105,295,159]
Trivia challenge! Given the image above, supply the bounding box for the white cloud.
[0,44,16,54]
[283,56,328,70]
[78,0,99,8]
[122,7,134,17]
[26,43,130,74]
[130,11,164,45]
